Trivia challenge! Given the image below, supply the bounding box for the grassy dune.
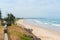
[7,25,33,40]
[0,26,4,40]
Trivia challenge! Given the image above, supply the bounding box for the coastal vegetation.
[5,13,34,40]
[0,26,4,40]
[3,13,15,26]
[0,10,34,40]
[7,25,33,40]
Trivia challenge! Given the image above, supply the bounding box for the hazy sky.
[0,0,60,18]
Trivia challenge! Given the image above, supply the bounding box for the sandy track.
[4,33,8,40]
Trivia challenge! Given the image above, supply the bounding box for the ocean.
[24,18,60,32]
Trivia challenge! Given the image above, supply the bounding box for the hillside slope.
[7,25,35,40]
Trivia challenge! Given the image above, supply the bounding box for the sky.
[0,0,60,18]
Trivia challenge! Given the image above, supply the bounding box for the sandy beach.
[16,19,60,40]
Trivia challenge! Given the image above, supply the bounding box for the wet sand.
[16,19,60,40]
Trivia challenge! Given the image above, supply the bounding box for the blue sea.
[24,18,60,32]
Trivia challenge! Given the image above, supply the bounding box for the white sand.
[16,19,60,40]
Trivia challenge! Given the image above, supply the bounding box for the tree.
[0,11,1,20]
[5,13,15,26]
[0,10,2,25]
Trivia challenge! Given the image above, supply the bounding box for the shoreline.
[18,19,60,32]
[16,19,60,40]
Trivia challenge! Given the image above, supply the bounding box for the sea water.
[24,18,60,32]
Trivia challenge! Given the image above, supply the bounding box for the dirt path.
[4,24,8,40]
[4,33,8,40]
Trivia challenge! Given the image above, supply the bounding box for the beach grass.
[7,25,33,40]
[0,26,4,40]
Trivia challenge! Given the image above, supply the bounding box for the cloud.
[0,0,60,18]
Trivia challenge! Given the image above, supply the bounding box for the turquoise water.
[25,18,60,26]
[38,18,60,26]
[24,18,60,32]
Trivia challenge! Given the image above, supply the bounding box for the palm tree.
[5,13,15,26]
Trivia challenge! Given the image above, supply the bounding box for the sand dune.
[16,19,60,40]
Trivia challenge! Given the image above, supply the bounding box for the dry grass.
[0,26,4,40]
[7,25,33,40]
